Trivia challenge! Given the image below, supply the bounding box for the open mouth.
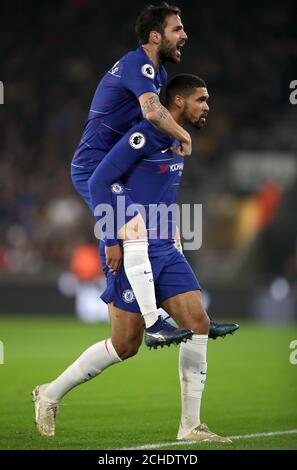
[176,41,185,56]
[200,114,208,125]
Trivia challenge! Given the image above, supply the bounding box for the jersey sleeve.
[89,123,154,208]
[121,54,158,98]
[88,124,153,244]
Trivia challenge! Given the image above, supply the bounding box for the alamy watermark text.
[94,199,203,251]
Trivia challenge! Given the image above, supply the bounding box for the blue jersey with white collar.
[72,47,167,169]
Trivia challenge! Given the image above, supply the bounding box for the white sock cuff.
[123,239,148,251]
[105,338,122,363]
[190,334,208,346]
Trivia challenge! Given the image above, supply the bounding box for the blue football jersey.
[90,120,183,255]
[72,47,167,168]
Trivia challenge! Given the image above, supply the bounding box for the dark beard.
[193,122,204,129]
[190,119,205,130]
[184,104,205,130]
[158,40,178,64]
[188,117,205,130]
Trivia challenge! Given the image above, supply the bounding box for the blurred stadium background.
[0,0,296,322]
[1,0,297,451]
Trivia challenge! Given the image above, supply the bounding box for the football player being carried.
[70,3,237,347]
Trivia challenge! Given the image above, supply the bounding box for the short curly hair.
[165,74,207,106]
[135,2,181,45]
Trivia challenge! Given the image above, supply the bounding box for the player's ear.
[174,95,184,109]
[149,30,162,45]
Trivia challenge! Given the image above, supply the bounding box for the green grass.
[0,316,296,450]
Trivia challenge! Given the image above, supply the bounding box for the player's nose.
[181,29,188,41]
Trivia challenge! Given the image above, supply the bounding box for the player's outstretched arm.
[88,130,148,271]
[139,92,192,157]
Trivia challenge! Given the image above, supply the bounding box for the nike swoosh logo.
[200,371,207,375]
[161,148,170,153]
[144,270,152,274]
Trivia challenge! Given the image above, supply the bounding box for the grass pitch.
[0,316,296,450]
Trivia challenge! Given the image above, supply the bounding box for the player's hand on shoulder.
[171,137,192,157]
[105,244,123,275]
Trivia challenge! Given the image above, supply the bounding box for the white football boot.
[32,384,59,436]
[177,423,232,443]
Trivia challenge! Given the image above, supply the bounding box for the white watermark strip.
[0,340,4,364]
[0,81,3,104]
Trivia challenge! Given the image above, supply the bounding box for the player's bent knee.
[201,314,210,334]
[116,342,141,360]
[189,313,210,335]
[122,345,140,360]
[111,334,142,360]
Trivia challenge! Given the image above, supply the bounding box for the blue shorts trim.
[100,248,201,313]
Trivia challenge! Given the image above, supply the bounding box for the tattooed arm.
[139,92,192,157]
